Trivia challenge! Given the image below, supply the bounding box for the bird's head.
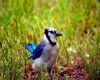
[43,27,62,46]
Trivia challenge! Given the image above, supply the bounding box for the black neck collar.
[45,29,56,46]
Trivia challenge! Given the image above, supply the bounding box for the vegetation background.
[0,0,100,80]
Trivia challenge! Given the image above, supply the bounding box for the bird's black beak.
[55,32,62,36]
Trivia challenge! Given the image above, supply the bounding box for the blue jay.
[25,27,62,77]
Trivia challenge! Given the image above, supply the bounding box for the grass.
[0,0,100,80]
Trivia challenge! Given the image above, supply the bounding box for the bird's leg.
[47,67,53,80]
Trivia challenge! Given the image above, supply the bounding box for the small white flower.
[84,53,90,58]
[71,60,74,64]
[67,47,77,53]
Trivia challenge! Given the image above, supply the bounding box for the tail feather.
[25,43,37,53]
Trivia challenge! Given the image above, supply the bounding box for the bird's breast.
[41,44,59,64]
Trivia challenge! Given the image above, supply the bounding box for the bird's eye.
[50,31,54,34]
[54,31,56,34]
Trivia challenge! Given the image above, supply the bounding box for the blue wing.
[25,43,45,60]
[25,43,37,53]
